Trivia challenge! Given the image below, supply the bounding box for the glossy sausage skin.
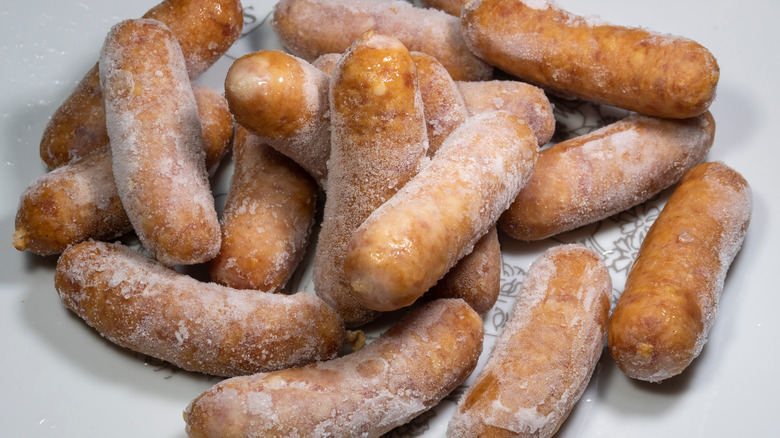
[608,162,752,382]
[224,50,331,185]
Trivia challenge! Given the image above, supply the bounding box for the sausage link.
[411,51,469,154]
[40,0,243,169]
[499,112,715,241]
[224,50,331,185]
[100,19,220,266]
[313,31,429,327]
[185,299,483,437]
[272,0,493,81]
[461,0,719,118]
[607,162,752,382]
[344,111,537,312]
[208,126,318,292]
[448,244,611,438]
[55,241,345,377]
[13,86,233,256]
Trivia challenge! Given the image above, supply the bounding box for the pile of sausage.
[13,0,753,437]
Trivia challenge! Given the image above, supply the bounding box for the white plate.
[2,0,778,436]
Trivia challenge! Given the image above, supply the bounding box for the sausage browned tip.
[40,0,243,169]
[448,244,611,438]
[224,50,331,185]
[55,241,346,377]
[461,0,719,118]
[185,298,483,437]
[608,162,752,382]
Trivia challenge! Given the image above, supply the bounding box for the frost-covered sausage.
[55,241,345,377]
[499,112,715,241]
[313,31,429,327]
[448,244,611,438]
[344,111,537,312]
[272,0,493,81]
[100,19,220,265]
[185,299,483,437]
[13,86,233,256]
[208,127,318,292]
[461,0,719,118]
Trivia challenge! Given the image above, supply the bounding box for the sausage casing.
[13,86,233,256]
[272,0,493,81]
[448,244,611,438]
[499,112,715,241]
[55,241,345,377]
[313,31,429,327]
[608,162,752,382]
[208,127,318,292]
[39,0,243,169]
[100,19,221,265]
[185,299,483,437]
[461,0,719,118]
[344,111,537,312]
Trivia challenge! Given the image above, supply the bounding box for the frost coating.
[100,19,220,266]
[448,244,611,437]
[54,241,345,377]
[185,299,483,438]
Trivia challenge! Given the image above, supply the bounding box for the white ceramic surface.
[2,0,778,436]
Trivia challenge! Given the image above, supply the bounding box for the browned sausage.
[313,30,429,327]
[185,299,483,437]
[344,111,537,312]
[461,0,719,118]
[448,244,611,438]
[499,112,715,241]
[55,241,346,377]
[608,162,752,382]
[13,86,233,256]
[100,19,221,265]
[208,126,318,292]
[272,0,493,81]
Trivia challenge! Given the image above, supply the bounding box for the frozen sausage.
[55,241,346,377]
[100,19,220,266]
[185,298,483,437]
[461,0,719,118]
